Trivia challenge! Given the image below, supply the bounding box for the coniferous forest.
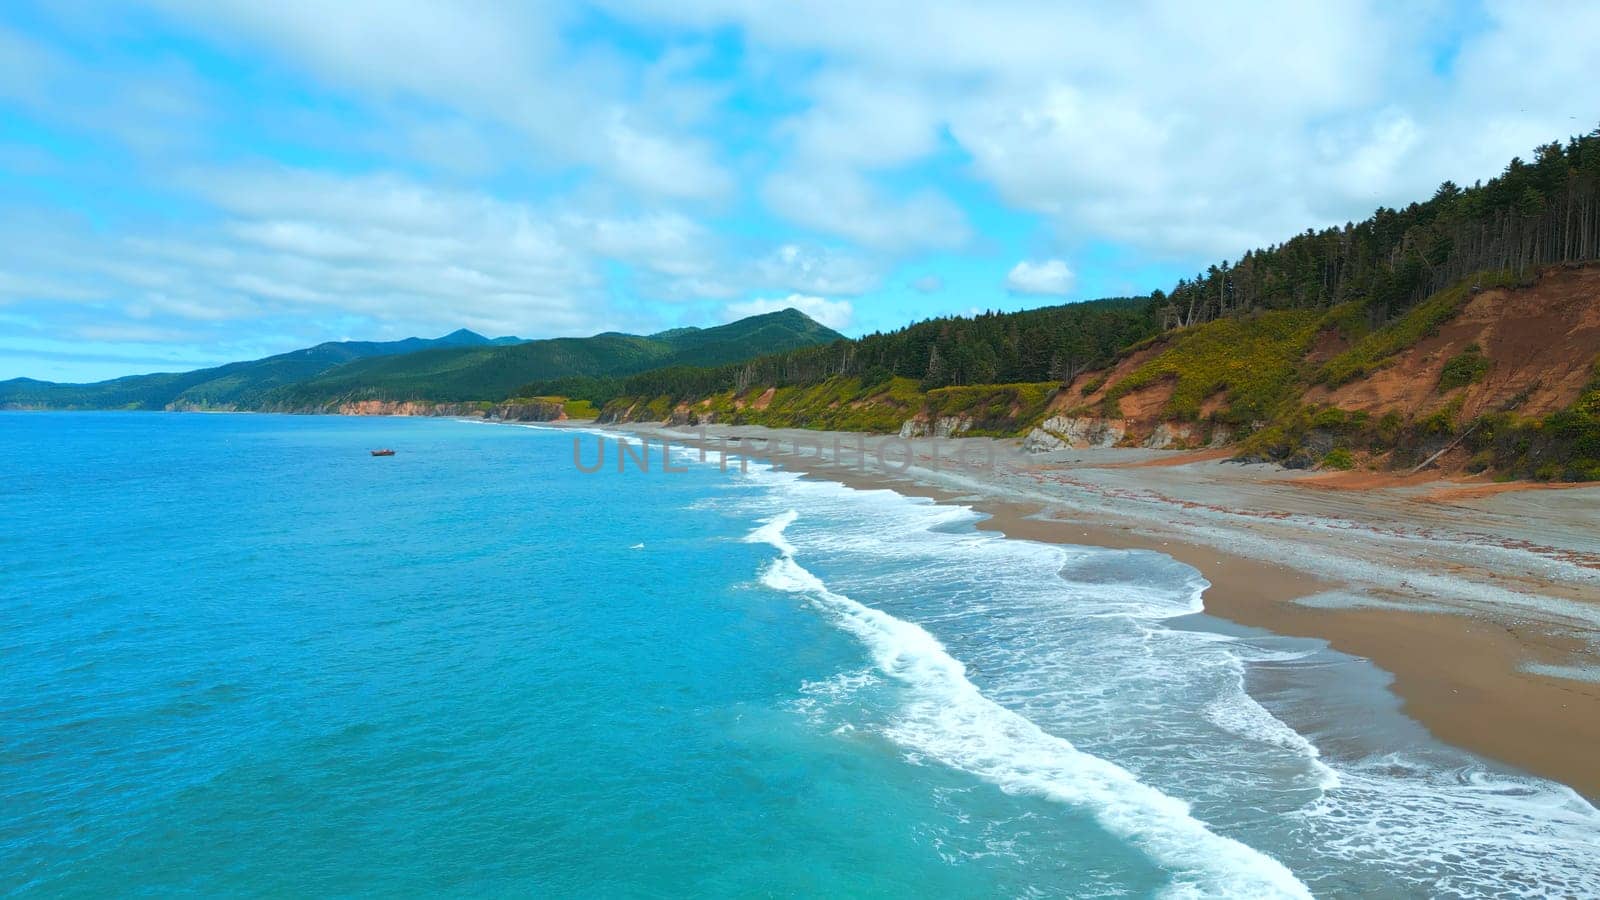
[1160,134,1600,329]
[588,131,1600,408]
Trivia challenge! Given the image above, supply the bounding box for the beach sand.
[596,421,1600,799]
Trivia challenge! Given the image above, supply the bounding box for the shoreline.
[590,420,1600,800]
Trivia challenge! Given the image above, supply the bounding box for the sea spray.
[746,510,1314,898]
[730,461,1600,895]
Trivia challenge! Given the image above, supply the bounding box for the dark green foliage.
[1498,357,1600,480]
[0,329,513,410]
[1238,400,1462,469]
[0,311,842,410]
[1158,133,1600,330]
[610,297,1156,410]
[510,375,624,406]
[1309,406,1354,431]
[614,133,1600,443]
[600,376,1060,437]
[1438,344,1491,392]
[263,309,843,406]
[1321,448,1356,470]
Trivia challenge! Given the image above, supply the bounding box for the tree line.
[543,130,1600,406]
[594,297,1155,402]
[1161,129,1600,328]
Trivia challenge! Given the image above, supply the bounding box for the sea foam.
[747,510,1313,899]
[728,460,1600,896]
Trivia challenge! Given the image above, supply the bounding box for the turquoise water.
[2,412,1597,897]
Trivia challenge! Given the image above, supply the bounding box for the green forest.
[599,131,1600,413]
[594,131,1600,480]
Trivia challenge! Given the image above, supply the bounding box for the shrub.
[1466,449,1494,473]
[1321,448,1355,470]
[1438,346,1490,391]
[1321,300,1372,342]
[1310,406,1353,431]
[643,395,674,420]
[562,399,599,419]
[1417,399,1461,437]
[1234,423,1296,461]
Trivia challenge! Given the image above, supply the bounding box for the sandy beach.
[594,421,1600,799]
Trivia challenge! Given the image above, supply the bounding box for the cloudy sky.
[1,1,1595,381]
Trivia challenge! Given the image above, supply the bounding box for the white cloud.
[763,168,969,252]
[142,0,732,202]
[751,244,884,296]
[1006,259,1075,296]
[609,0,1593,259]
[0,162,892,351]
[725,294,853,331]
[12,0,1600,375]
[778,70,940,169]
[909,274,943,294]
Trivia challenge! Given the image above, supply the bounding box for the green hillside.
[0,329,514,410]
[264,308,844,407]
[594,132,1600,481]
[0,309,844,411]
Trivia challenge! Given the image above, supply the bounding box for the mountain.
[0,310,842,411]
[0,329,522,411]
[261,308,844,407]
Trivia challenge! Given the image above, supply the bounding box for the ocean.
[2,412,1597,897]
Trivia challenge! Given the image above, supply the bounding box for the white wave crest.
[749,510,1312,899]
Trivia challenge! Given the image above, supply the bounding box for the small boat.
[370,449,396,457]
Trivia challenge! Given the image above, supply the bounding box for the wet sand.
[594,421,1600,799]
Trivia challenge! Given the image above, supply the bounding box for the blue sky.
[1,0,1594,381]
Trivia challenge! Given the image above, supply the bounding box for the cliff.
[598,265,1600,481]
[332,398,576,422]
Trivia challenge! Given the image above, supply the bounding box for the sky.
[1,1,1596,382]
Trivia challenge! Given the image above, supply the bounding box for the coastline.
[588,420,1600,800]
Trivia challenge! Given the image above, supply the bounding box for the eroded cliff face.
[334,399,568,421]
[899,416,973,439]
[1021,416,1127,452]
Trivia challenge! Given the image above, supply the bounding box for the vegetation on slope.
[1437,345,1491,392]
[589,298,1153,422]
[1157,134,1600,329]
[1315,271,1522,387]
[590,296,1154,405]
[1467,356,1600,481]
[1101,309,1325,423]
[263,309,842,407]
[0,329,510,411]
[595,132,1600,479]
[0,310,843,412]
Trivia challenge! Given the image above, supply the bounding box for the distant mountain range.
[0,310,844,410]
